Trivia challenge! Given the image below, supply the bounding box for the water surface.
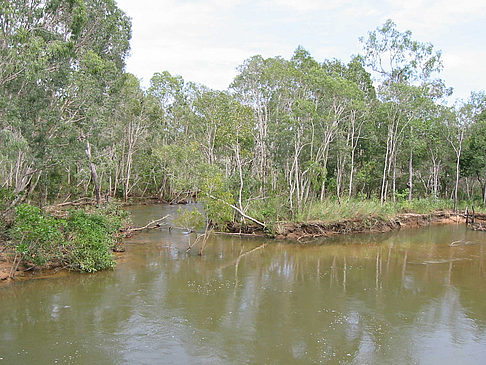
[1,204,486,364]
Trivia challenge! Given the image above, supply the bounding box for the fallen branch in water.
[207,194,266,228]
[450,240,476,246]
[126,215,170,233]
[186,224,214,255]
[235,243,265,264]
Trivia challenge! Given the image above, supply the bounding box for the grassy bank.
[244,197,485,226]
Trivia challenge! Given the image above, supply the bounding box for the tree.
[361,19,443,204]
[0,0,131,207]
[461,92,486,204]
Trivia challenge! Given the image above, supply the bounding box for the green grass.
[245,197,471,225]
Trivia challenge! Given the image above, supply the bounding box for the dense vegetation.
[8,203,128,272]
[1,0,485,239]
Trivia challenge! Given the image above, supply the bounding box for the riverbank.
[0,202,130,285]
[273,211,468,240]
[226,211,485,240]
[2,203,484,286]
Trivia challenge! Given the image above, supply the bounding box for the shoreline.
[271,211,468,240]
[224,211,482,240]
[2,210,484,286]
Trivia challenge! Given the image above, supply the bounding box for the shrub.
[9,204,65,266]
[64,210,116,272]
[0,188,16,236]
[8,203,127,272]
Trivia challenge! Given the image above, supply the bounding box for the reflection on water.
[1,204,486,364]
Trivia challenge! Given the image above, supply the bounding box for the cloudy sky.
[116,0,486,101]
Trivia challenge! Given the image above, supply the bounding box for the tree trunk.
[319,150,329,202]
[381,129,392,205]
[348,145,355,202]
[85,140,101,206]
[482,183,486,205]
[454,154,460,212]
[408,147,413,201]
[234,142,244,214]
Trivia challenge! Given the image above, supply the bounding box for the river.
[1,204,486,364]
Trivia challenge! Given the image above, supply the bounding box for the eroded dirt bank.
[228,211,480,240]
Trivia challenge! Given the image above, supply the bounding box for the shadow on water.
[1,204,486,364]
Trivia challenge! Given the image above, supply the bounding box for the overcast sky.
[115,0,486,101]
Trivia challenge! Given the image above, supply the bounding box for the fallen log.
[51,197,96,208]
[125,215,170,233]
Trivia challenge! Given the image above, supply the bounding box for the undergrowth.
[245,197,479,224]
[7,203,129,272]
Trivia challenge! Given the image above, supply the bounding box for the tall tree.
[361,19,443,204]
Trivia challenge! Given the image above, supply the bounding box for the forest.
[1,0,486,246]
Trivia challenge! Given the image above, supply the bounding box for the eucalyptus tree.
[313,61,365,201]
[66,0,131,205]
[460,92,486,204]
[214,95,254,214]
[0,0,131,206]
[361,19,443,204]
[110,74,159,201]
[0,0,86,200]
[148,71,188,144]
[320,58,372,202]
[231,56,276,193]
[444,105,468,210]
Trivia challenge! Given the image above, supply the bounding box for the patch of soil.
[227,211,469,241]
[224,222,266,236]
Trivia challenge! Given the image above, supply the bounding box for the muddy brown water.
[1,204,486,364]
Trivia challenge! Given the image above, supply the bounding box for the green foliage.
[8,204,127,272]
[395,198,453,214]
[246,196,292,223]
[9,204,65,266]
[174,207,204,231]
[253,198,455,224]
[200,172,234,226]
[64,210,116,272]
[1,9,483,232]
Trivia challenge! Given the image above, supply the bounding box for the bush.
[0,188,16,236]
[64,210,116,272]
[9,204,65,266]
[8,203,128,272]
[174,207,204,231]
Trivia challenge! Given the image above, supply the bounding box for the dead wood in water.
[207,194,266,228]
[449,240,477,247]
[125,215,170,234]
[185,224,214,255]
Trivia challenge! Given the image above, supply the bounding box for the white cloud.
[442,49,486,100]
[117,0,486,100]
[266,0,352,11]
[384,0,486,34]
